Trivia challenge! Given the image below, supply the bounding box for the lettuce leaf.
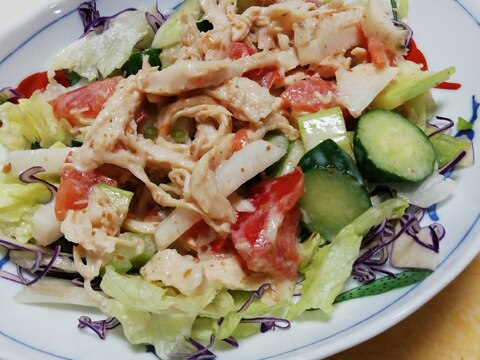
[102,299,197,359]
[99,267,233,357]
[52,10,154,80]
[213,290,290,340]
[0,92,72,151]
[0,174,51,242]
[288,198,408,318]
[429,132,473,168]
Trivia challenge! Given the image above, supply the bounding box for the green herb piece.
[66,70,82,86]
[121,48,161,77]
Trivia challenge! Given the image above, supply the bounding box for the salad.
[0,0,475,358]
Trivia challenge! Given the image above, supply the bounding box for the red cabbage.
[352,207,445,283]
[237,283,271,312]
[0,87,23,103]
[145,2,168,32]
[427,116,455,138]
[78,1,136,37]
[78,316,120,340]
[18,166,57,204]
[393,19,413,48]
[240,317,291,333]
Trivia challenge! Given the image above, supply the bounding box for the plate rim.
[0,1,479,359]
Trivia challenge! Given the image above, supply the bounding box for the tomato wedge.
[55,164,117,221]
[228,42,281,89]
[15,70,72,99]
[228,42,255,59]
[231,168,304,280]
[281,77,338,113]
[49,76,121,126]
[367,37,389,68]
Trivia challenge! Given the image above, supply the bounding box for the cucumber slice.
[299,138,364,184]
[268,139,305,177]
[299,169,372,241]
[151,0,202,49]
[299,139,371,240]
[297,107,351,154]
[264,131,289,152]
[353,109,436,183]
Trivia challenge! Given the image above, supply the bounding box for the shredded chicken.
[52,0,410,303]
[205,77,275,122]
[138,48,299,96]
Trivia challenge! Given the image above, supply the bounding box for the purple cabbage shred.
[0,243,61,285]
[237,283,271,312]
[427,116,455,138]
[0,87,23,103]
[145,1,169,32]
[18,166,57,204]
[78,316,120,340]
[392,19,413,48]
[78,1,136,37]
[170,335,216,359]
[240,317,291,333]
[352,207,445,283]
[439,150,467,176]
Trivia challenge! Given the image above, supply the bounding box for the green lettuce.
[288,198,408,318]
[52,9,155,80]
[0,173,51,242]
[429,132,473,168]
[212,290,290,340]
[99,267,234,357]
[0,92,72,151]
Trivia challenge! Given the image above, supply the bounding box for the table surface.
[2,2,480,360]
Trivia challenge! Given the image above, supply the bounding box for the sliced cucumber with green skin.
[151,0,202,49]
[299,139,371,241]
[264,131,289,152]
[268,139,305,177]
[353,109,436,183]
[299,138,364,184]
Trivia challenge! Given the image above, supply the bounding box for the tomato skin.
[228,42,281,89]
[368,37,389,68]
[405,38,428,71]
[49,76,121,126]
[232,128,250,151]
[245,66,281,89]
[228,42,255,60]
[55,165,117,221]
[16,70,71,99]
[281,78,338,113]
[231,168,304,280]
[405,39,461,90]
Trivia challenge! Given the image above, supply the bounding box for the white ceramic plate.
[0,1,479,359]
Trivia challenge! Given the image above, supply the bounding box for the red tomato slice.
[231,168,304,280]
[16,70,71,99]
[367,37,389,68]
[49,76,121,126]
[405,38,428,71]
[228,42,255,60]
[232,128,250,151]
[281,77,338,113]
[245,66,281,89]
[55,165,117,221]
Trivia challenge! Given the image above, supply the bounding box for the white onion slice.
[154,140,286,249]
